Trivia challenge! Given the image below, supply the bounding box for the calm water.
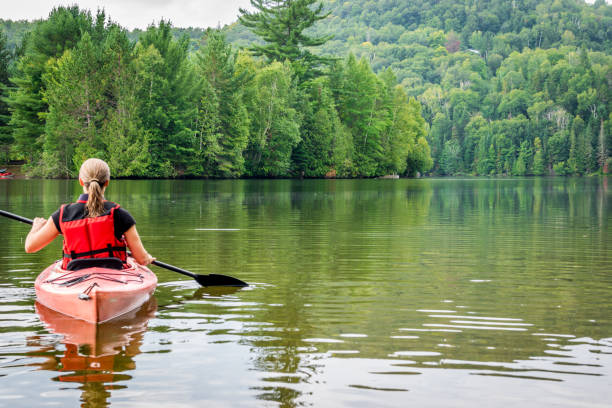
[0,178,611,407]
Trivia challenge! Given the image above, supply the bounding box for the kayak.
[35,257,157,323]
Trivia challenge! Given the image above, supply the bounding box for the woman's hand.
[124,225,155,266]
[31,217,47,233]
[140,253,156,266]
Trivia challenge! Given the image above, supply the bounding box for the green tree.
[597,118,607,173]
[102,28,150,177]
[41,25,147,178]
[532,137,546,176]
[7,6,100,166]
[136,21,200,176]
[464,114,489,173]
[427,112,452,172]
[195,29,250,177]
[245,61,300,177]
[513,140,533,176]
[440,139,462,175]
[239,0,332,83]
[41,33,106,177]
[333,55,388,176]
[292,76,348,177]
[404,98,433,176]
[8,6,100,164]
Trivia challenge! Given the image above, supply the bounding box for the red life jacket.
[59,201,128,269]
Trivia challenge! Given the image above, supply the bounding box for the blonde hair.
[79,158,110,217]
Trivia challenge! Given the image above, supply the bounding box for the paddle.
[0,209,248,287]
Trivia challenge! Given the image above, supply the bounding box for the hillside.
[293,0,612,175]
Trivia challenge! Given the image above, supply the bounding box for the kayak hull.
[35,258,157,323]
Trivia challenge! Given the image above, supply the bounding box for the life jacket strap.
[63,245,127,259]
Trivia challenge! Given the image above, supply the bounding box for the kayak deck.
[35,258,157,323]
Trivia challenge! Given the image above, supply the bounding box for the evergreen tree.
[570,116,585,174]
[245,61,301,177]
[532,137,546,176]
[292,77,346,177]
[137,21,200,176]
[41,25,145,177]
[102,27,150,177]
[428,113,452,172]
[404,98,433,176]
[239,0,332,83]
[513,140,532,176]
[440,139,462,175]
[464,114,489,174]
[582,119,596,173]
[7,6,99,167]
[41,33,105,177]
[597,118,607,173]
[195,29,249,177]
[334,55,386,176]
[476,135,494,176]
[194,78,221,176]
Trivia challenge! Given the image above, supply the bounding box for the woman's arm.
[124,225,155,265]
[25,217,60,253]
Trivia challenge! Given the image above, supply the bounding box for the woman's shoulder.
[111,204,136,230]
[59,201,85,216]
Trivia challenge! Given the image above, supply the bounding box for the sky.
[0,0,254,29]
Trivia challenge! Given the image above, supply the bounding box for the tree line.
[1,0,611,177]
[0,4,431,178]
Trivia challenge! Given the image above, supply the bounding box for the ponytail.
[86,179,105,217]
[79,158,111,218]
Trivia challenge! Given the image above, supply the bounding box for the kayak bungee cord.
[47,271,145,286]
[79,282,99,300]
[46,269,144,285]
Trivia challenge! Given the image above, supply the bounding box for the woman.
[25,158,154,268]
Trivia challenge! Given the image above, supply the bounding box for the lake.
[1,177,611,407]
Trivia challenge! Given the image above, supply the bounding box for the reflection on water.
[0,177,611,407]
[24,299,156,407]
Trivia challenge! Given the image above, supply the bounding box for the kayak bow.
[35,258,157,323]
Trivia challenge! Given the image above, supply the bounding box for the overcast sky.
[1,0,253,29]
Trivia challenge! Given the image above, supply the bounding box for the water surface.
[1,178,611,407]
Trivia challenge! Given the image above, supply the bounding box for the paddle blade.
[194,273,248,287]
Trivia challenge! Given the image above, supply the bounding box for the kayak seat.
[66,257,124,271]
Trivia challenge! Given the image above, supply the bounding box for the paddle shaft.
[0,209,247,286]
[0,209,33,225]
[152,259,197,279]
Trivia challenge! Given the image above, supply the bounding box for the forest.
[0,0,610,177]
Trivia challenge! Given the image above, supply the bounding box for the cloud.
[1,0,253,29]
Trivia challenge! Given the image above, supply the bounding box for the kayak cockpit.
[35,257,157,323]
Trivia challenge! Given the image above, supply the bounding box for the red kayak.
[35,257,157,323]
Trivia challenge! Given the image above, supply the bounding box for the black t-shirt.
[51,194,135,240]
